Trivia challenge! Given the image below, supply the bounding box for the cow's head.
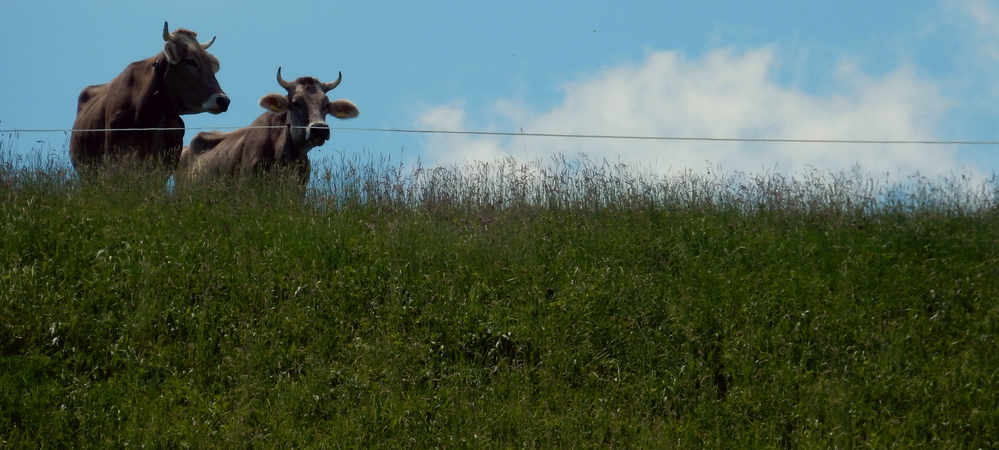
[161,22,230,114]
[259,68,359,149]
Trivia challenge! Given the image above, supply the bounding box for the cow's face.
[259,69,359,149]
[161,23,229,115]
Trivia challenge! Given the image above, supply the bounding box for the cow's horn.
[276,67,295,90]
[162,21,172,41]
[200,36,216,50]
[321,72,342,93]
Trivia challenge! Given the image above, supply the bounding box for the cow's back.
[176,114,292,186]
[70,84,109,169]
[178,130,229,183]
[177,129,260,186]
[76,84,107,114]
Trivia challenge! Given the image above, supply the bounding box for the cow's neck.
[141,55,183,121]
[271,112,311,164]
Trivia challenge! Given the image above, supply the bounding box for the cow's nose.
[308,123,330,141]
[216,95,230,112]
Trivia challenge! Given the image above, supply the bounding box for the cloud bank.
[417,48,971,177]
[962,0,999,61]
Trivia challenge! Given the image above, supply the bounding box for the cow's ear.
[259,94,289,113]
[163,41,183,64]
[328,99,359,119]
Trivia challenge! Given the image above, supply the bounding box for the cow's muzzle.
[202,93,230,114]
[306,122,330,143]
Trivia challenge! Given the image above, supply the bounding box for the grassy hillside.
[2,153,998,447]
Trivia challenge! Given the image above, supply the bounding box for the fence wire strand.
[1,126,998,146]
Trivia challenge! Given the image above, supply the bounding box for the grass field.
[2,148,998,447]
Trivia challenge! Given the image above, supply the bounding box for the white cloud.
[417,103,508,164]
[960,0,999,60]
[417,48,974,178]
[964,0,999,30]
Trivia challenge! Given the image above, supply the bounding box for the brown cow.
[70,22,229,179]
[176,68,358,186]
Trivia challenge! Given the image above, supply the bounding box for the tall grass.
[313,151,998,216]
[2,142,998,447]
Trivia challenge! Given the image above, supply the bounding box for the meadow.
[2,144,998,447]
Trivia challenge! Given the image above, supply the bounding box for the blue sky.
[2,0,999,177]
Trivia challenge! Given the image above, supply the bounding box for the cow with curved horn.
[70,22,230,180]
[176,68,359,186]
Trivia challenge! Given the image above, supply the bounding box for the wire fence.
[1,126,998,146]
